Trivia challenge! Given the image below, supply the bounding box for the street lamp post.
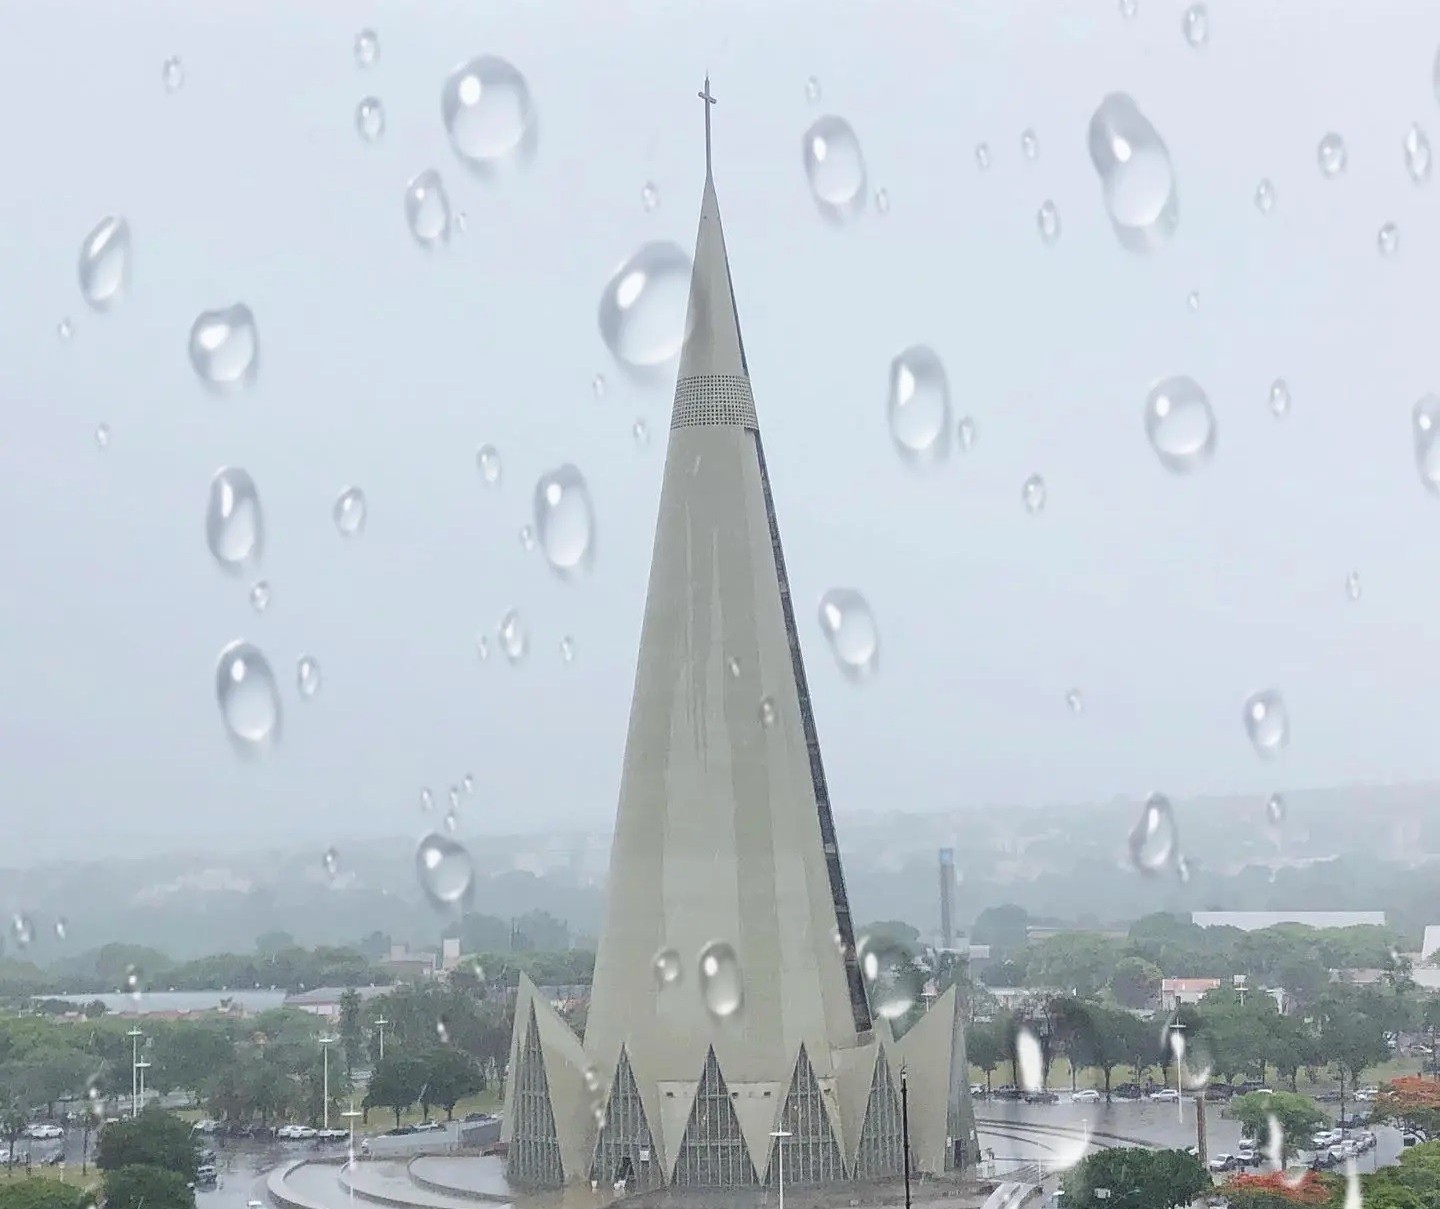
[320,1036,339,1131]
[769,1130,792,1209]
[342,1101,363,1175]
[374,1018,390,1063]
[126,1028,144,1119]
[135,1060,151,1114]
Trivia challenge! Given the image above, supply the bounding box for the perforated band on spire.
[670,374,758,430]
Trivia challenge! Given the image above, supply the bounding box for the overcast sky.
[4,0,1440,862]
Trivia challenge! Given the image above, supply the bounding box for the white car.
[1071,1090,1100,1103]
[276,1124,318,1140]
[1150,1088,1180,1102]
[25,1124,63,1140]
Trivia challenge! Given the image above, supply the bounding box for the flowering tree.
[1373,1075,1440,1136]
[1223,1170,1333,1208]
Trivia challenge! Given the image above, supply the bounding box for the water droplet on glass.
[1345,570,1362,601]
[726,656,742,678]
[475,636,490,662]
[1015,1027,1044,1091]
[1378,222,1400,257]
[57,318,74,342]
[1318,133,1347,177]
[354,29,378,68]
[805,76,821,104]
[54,919,67,942]
[533,464,596,578]
[818,588,880,679]
[631,417,649,448]
[124,965,143,1000]
[759,697,777,728]
[95,424,110,450]
[475,444,502,486]
[1022,474,1047,514]
[297,656,322,699]
[498,609,528,663]
[802,115,867,222]
[189,304,258,387]
[461,773,474,795]
[1182,4,1208,46]
[653,947,682,987]
[1119,0,1138,17]
[1021,128,1038,160]
[1414,394,1440,492]
[1266,792,1286,826]
[1243,689,1289,757]
[405,169,451,247]
[11,915,33,949]
[162,56,184,92]
[887,345,951,463]
[598,241,692,370]
[249,580,271,613]
[1088,93,1179,252]
[436,1018,450,1044]
[957,416,977,451]
[1175,854,1193,883]
[858,935,923,1020]
[1066,689,1083,714]
[591,373,608,401]
[323,847,339,879]
[641,182,659,212]
[875,187,890,215]
[1186,291,1200,312]
[1254,178,1275,214]
[78,216,131,310]
[415,833,474,908]
[1405,124,1432,183]
[449,785,461,810]
[444,808,459,834]
[420,788,434,812]
[560,635,575,663]
[356,97,385,143]
[1036,200,1061,243]
[1269,379,1291,418]
[1144,375,1216,473]
[519,524,536,551]
[1129,792,1177,874]
[205,467,263,572]
[215,640,281,755]
[975,143,991,170]
[441,56,536,170]
[697,940,744,1019]
[333,487,367,537]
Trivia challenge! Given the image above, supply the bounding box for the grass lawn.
[358,1087,502,1133]
[0,1166,104,1191]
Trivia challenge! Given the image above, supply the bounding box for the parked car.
[383,1125,418,1136]
[1208,1154,1240,1172]
[1150,1088,1180,1103]
[24,1124,63,1140]
[1112,1083,1142,1100]
[191,1120,221,1135]
[1071,1090,1100,1103]
[195,1164,218,1188]
[315,1129,347,1142]
[1235,1147,1262,1168]
[415,1120,446,1131]
[1024,1091,1059,1105]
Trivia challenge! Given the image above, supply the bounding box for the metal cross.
[699,74,716,175]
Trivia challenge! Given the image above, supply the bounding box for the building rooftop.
[284,984,391,1006]
[1190,911,1386,931]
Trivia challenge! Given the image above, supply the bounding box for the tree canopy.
[1060,1148,1209,1209]
[1229,1092,1323,1160]
[97,1109,198,1180]
[103,1164,194,1209]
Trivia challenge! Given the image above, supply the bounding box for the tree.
[1061,1148,1209,1209]
[363,1053,426,1128]
[1373,1076,1440,1136]
[1222,1170,1332,1207]
[971,905,1030,960]
[420,1049,485,1120]
[965,1022,1003,1094]
[104,1164,194,1209]
[97,1109,198,1180]
[150,1024,235,1103]
[255,931,296,957]
[1110,956,1163,1009]
[1229,1092,1323,1161]
[0,1180,87,1209]
[1318,990,1392,1118]
[339,989,363,1076]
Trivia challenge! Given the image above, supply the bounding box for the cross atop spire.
[699,74,716,178]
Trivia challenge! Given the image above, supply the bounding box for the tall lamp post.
[126,1028,144,1118]
[769,1129,792,1209]
[374,1018,389,1062]
[135,1059,151,1115]
[342,1101,363,1172]
[320,1036,339,1131]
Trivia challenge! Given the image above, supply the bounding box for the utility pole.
[1194,1093,1209,1170]
[320,1036,338,1131]
[126,1028,143,1119]
[769,1129,791,1209]
[901,1065,912,1209]
[374,1018,389,1062]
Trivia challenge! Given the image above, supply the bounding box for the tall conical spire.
[673,75,750,389]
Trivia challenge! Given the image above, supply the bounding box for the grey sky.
[3,0,1439,862]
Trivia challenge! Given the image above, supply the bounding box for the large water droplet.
[1378,222,1400,257]
[802,115,867,222]
[356,97,384,143]
[1015,1026,1044,1091]
[498,609,528,664]
[858,934,923,1021]
[415,833,474,908]
[653,947,682,987]
[1405,124,1432,183]
[1269,379,1291,418]
[189,304,258,387]
[1037,200,1061,243]
[1144,376,1215,473]
[333,487,367,537]
[1088,93,1179,252]
[354,29,378,68]
[1243,689,1289,757]
[697,940,744,1019]
[405,170,451,247]
[818,588,879,679]
[78,216,131,310]
[162,56,184,92]
[1023,474,1047,514]
[215,640,281,755]
[1265,792,1286,826]
[597,241,692,370]
[1318,133,1348,177]
[1414,394,1440,491]
[205,467,263,572]
[441,57,536,172]
[476,444,502,486]
[1129,792,1177,874]
[1345,570,1362,601]
[887,346,951,464]
[249,580,271,613]
[534,464,596,578]
[1254,178,1275,214]
[297,656,322,699]
[1182,4,1209,47]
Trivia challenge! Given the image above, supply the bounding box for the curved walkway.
[338,1159,508,1209]
[407,1155,512,1204]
